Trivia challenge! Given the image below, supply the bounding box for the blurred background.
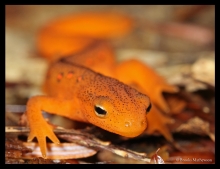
[6,5,215,93]
[5,5,215,164]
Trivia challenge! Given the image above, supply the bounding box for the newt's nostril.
[125,121,131,127]
[141,120,146,126]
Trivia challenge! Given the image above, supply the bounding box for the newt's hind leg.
[114,59,179,113]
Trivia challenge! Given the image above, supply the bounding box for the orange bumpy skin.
[27,58,151,157]
[26,12,178,158]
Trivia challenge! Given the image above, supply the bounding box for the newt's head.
[81,75,152,138]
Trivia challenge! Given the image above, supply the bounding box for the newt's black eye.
[146,103,152,113]
[94,105,107,117]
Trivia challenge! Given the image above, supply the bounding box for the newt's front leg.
[114,59,178,141]
[26,96,78,158]
[145,104,174,142]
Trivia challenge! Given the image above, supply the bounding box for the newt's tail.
[37,12,134,62]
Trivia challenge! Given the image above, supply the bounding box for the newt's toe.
[28,122,60,158]
[152,85,179,113]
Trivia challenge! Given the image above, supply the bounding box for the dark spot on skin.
[46,71,50,79]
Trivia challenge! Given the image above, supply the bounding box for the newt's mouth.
[114,129,146,138]
[112,120,147,138]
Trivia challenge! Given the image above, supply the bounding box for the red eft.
[26,12,178,158]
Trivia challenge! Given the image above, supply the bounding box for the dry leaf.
[175,116,215,141]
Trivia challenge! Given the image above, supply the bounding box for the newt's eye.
[94,105,107,117]
[146,103,152,114]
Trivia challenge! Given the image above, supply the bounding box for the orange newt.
[26,12,178,158]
